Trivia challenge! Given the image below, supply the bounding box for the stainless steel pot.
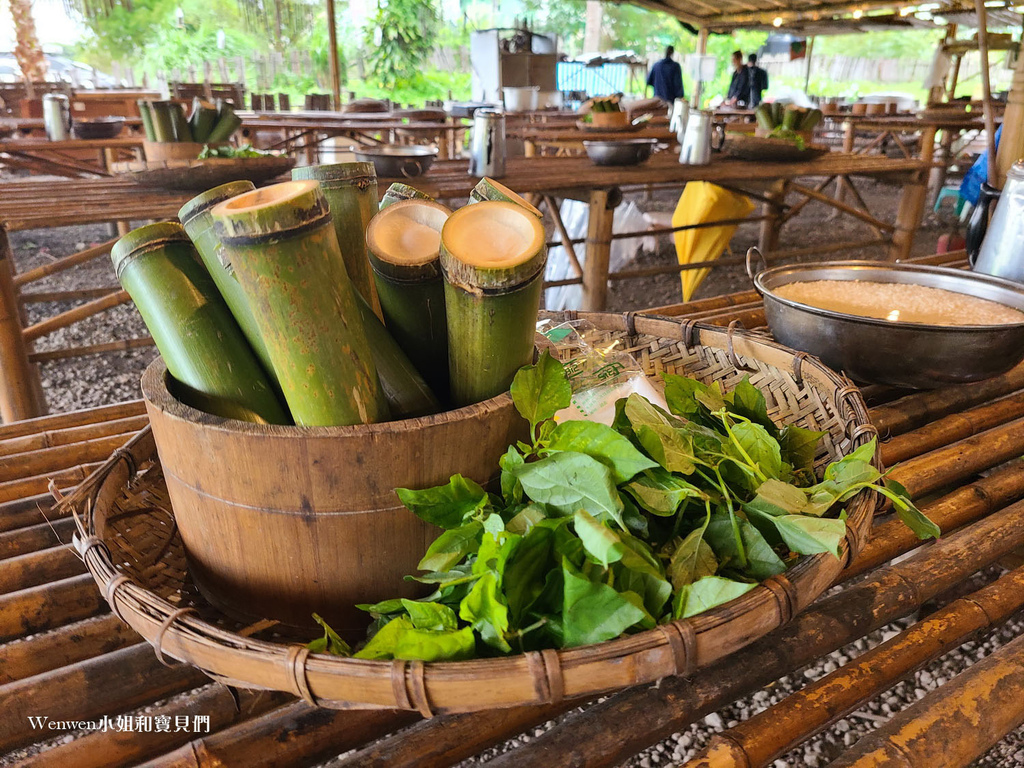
[749,250,1024,389]
[582,138,657,166]
[353,145,438,178]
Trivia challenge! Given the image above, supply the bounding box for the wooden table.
[0,137,145,178]
[513,125,677,157]
[4,257,1024,767]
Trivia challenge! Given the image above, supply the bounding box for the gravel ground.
[9,184,1024,767]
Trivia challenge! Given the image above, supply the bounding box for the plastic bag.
[536,318,668,425]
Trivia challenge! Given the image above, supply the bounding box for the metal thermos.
[679,110,714,165]
[469,109,506,177]
[42,94,72,142]
[974,161,1024,284]
[669,98,690,144]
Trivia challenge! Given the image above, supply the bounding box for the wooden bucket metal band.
[152,606,197,667]
[527,648,565,704]
[657,620,697,678]
[726,321,756,372]
[286,645,317,706]
[763,574,798,624]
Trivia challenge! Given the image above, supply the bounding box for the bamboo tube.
[135,702,417,768]
[0,414,148,457]
[441,200,547,406]
[0,431,138,484]
[880,390,1024,466]
[887,418,1024,498]
[0,613,136,685]
[0,399,145,441]
[870,362,1024,436]
[686,565,1024,768]
[480,498,1024,768]
[0,643,208,753]
[829,632,1024,768]
[169,102,193,142]
[148,102,176,143]
[0,573,107,642]
[137,100,155,142]
[206,102,242,143]
[470,177,544,218]
[0,543,84,594]
[292,162,382,315]
[0,516,75,560]
[20,687,291,768]
[213,181,386,426]
[178,181,277,378]
[366,199,452,400]
[112,222,289,425]
[380,181,432,210]
[189,98,219,144]
[0,462,100,505]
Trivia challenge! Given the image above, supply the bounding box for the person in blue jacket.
[647,46,685,104]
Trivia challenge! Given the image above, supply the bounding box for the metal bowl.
[354,145,438,178]
[583,138,657,166]
[72,116,125,140]
[751,256,1024,389]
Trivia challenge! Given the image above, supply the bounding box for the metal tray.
[749,253,1024,389]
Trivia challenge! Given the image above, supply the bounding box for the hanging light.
[852,8,864,18]
[773,16,784,25]
[900,6,914,15]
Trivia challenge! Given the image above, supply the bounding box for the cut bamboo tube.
[0,573,107,642]
[22,289,131,342]
[470,177,544,218]
[441,200,546,406]
[479,498,1024,768]
[0,399,145,441]
[0,414,148,457]
[870,362,1024,437]
[0,462,101,504]
[113,222,289,425]
[0,613,136,685]
[367,198,452,400]
[19,687,291,768]
[0,643,208,753]
[880,390,1024,466]
[137,100,155,142]
[212,180,385,426]
[0,542,84,594]
[887,417,1024,498]
[686,564,1024,768]
[0,516,75,560]
[292,162,382,316]
[0,431,138,484]
[381,181,432,210]
[828,632,1024,768]
[135,702,417,768]
[148,102,176,143]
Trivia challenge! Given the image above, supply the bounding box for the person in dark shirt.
[725,50,749,107]
[647,45,685,103]
[747,53,769,107]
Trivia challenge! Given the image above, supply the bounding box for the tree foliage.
[363,0,439,90]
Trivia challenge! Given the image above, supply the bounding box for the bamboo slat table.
[0,138,145,178]
[3,255,1024,767]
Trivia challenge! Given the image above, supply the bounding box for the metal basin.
[583,138,657,166]
[354,145,437,178]
[752,259,1024,389]
[72,116,124,140]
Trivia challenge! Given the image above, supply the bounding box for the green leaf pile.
[311,352,939,660]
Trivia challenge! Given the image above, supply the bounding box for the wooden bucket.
[141,359,527,635]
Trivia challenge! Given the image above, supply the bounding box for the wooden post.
[975,0,1000,187]
[757,181,786,254]
[0,227,41,423]
[581,188,618,312]
[996,23,1024,185]
[946,53,962,101]
[692,28,709,109]
[889,126,936,260]
[803,36,815,93]
[326,0,342,110]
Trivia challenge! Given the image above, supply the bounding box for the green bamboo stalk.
[148,101,175,143]
[212,180,387,427]
[469,177,543,219]
[169,103,193,142]
[380,182,432,210]
[136,100,155,142]
[366,199,452,401]
[440,200,547,406]
[206,102,242,143]
[291,162,381,317]
[112,222,289,425]
[189,97,219,144]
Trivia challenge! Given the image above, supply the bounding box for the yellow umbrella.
[673,183,755,302]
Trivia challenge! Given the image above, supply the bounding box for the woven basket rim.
[65,313,878,714]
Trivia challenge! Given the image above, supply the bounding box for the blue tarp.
[961,125,1002,205]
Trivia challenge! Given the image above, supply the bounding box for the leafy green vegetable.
[516,451,625,525]
[674,576,757,619]
[306,613,352,655]
[562,557,647,647]
[547,420,657,483]
[396,474,488,529]
[418,521,484,572]
[197,142,267,159]
[511,350,572,437]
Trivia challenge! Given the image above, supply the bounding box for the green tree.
[363,0,439,90]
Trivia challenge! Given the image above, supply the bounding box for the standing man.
[747,53,769,106]
[647,45,685,104]
[725,50,749,107]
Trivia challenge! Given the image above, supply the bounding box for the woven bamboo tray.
[61,313,878,715]
[111,155,296,191]
[723,135,830,162]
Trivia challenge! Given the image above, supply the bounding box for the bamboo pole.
[325,0,341,109]
[686,565,1024,768]
[335,497,1024,768]
[20,286,122,303]
[135,702,417,768]
[0,542,84,594]
[0,492,60,533]
[0,516,76,560]
[18,687,291,768]
[0,462,101,504]
[974,0,1000,188]
[995,33,1024,185]
[0,613,136,685]
[0,431,138,484]
[0,399,145,441]
[880,391,1024,465]
[12,237,117,287]
[888,126,936,261]
[829,631,1024,768]
[581,188,617,311]
[0,414,148,457]
[0,226,42,421]
[27,336,156,363]
[22,289,131,342]
[0,643,208,753]
[0,573,107,642]
[870,362,1024,436]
